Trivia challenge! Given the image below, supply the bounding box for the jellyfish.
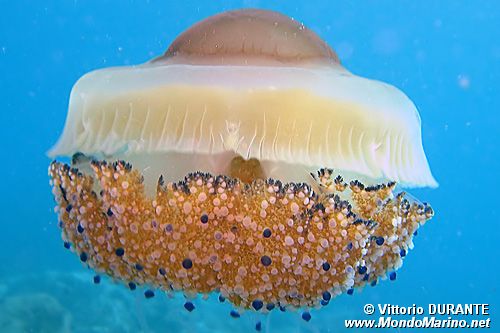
[48,9,435,320]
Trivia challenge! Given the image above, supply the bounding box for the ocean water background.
[1,1,498,332]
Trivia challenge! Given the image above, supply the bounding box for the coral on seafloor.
[0,293,71,333]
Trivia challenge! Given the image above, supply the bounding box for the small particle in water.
[347,288,354,295]
[255,321,262,331]
[260,255,272,266]
[321,299,329,306]
[230,310,240,318]
[115,248,125,256]
[389,272,397,281]
[218,295,226,303]
[63,241,70,249]
[322,291,331,301]
[144,290,155,298]
[302,311,312,322]
[358,266,367,274]
[93,275,101,284]
[182,258,193,269]
[128,282,137,290]
[322,262,331,271]
[457,74,470,89]
[184,301,195,312]
[80,252,88,262]
[400,249,406,257]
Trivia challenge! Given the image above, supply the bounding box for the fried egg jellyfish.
[48,9,436,325]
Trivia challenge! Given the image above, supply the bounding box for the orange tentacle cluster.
[49,160,433,311]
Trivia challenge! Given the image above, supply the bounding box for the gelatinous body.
[48,9,435,313]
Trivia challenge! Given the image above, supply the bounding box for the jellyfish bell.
[49,8,436,191]
[48,9,435,316]
[155,9,340,66]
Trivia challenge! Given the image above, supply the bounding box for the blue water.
[1,1,498,332]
